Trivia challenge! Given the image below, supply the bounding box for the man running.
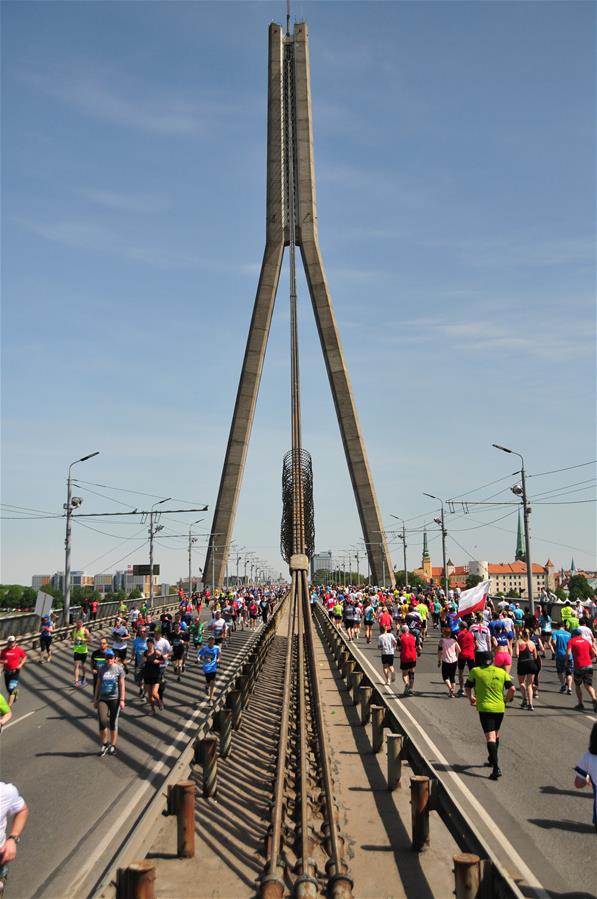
[91,637,109,695]
[39,616,53,663]
[198,635,221,704]
[71,619,91,687]
[0,781,28,893]
[111,618,130,673]
[363,600,375,644]
[378,625,397,686]
[398,624,417,696]
[0,639,26,708]
[552,622,573,695]
[567,628,597,712]
[470,613,491,665]
[466,655,516,780]
[93,649,125,756]
[0,695,12,731]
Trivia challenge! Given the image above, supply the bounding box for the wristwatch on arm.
[7,835,21,844]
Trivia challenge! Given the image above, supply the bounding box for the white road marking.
[3,710,36,729]
[349,640,551,899]
[66,644,258,895]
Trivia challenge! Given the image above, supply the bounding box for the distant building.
[31,575,51,589]
[311,551,333,580]
[94,574,114,593]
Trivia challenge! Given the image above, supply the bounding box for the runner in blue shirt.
[553,624,573,694]
[198,636,221,703]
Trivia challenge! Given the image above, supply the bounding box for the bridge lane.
[341,619,596,898]
[1,619,264,899]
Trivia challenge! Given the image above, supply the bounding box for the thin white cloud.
[80,189,167,213]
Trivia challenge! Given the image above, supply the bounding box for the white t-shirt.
[378,632,397,655]
[0,782,25,845]
[578,625,594,644]
[574,751,597,826]
[154,637,172,667]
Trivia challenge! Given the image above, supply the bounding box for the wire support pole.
[301,569,350,888]
[264,575,298,882]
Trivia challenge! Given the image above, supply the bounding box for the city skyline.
[2,2,595,585]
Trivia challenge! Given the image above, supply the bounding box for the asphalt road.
[338,618,597,899]
[1,617,265,899]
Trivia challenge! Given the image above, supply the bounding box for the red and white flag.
[457,580,490,617]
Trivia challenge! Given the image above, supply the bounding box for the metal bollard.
[173,781,196,858]
[371,705,386,753]
[386,733,403,790]
[217,708,233,758]
[453,853,481,899]
[348,669,363,705]
[116,861,156,899]
[410,775,430,851]
[341,657,355,685]
[200,734,218,797]
[359,685,372,725]
[228,688,243,729]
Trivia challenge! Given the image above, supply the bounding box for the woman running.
[437,627,460,698]
[142,639,163,715]
[492,626,513,675]
[516,628,539,711]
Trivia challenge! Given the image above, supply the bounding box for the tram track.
[261,572,352,899]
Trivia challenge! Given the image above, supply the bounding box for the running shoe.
[566,688,572,695]
[99,744,109,757]
[107,745,116,756]
[574,703,585,711]
[521,699,527,709]
[80,678,86,687]
[489,768,502,780]
[559,685,566,693]
[528,705,535,711]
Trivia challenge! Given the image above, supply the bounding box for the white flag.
[457,580,490,618]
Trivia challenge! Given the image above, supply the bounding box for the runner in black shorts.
[94,650,125,756]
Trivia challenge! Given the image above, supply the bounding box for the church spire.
[515,509,525,561]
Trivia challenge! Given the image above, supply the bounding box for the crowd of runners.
[0,587,280,756]
[313,583,597,789]
[1,580,595,890]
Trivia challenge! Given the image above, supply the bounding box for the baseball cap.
[105,649,115,658]
[7,635,16,643]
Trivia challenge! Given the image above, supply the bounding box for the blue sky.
[2,0,595,586]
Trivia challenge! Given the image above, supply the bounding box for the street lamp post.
[493,444,534,614]
[149,498,171,608]
[64,451,100,626]
[188,519,204,597]
[390,515,408,587]
[423,494,449,598]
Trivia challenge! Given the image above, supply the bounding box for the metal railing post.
[410,775,430,851]
[386,733,403,790]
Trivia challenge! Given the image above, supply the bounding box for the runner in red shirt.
[378,608,393,634]
[567,631,597,712]
[456,621,476,696]
[0,637,27,706]
[398,625,417,696]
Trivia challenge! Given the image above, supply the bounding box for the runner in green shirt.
[466,658,516,780]
[0,692,12,730]
[71,620,91,688]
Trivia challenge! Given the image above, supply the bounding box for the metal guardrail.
[90,593,288,899]
[314,604,528,899]
[0,597,181,654]
[0,596,179,642]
